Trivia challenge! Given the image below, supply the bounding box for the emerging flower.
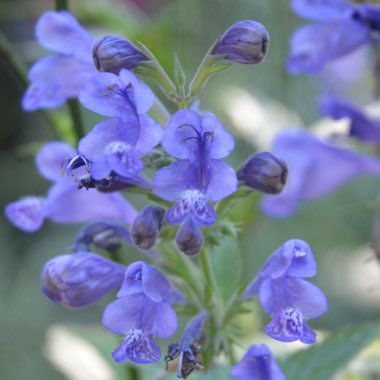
[103,261,180,364]
[319,95,380,144]
[260,129,380,218]
[5,141,137,232]
[165,311,208,379]
[93,35,149,74]
[244,239,327,344]
[237,152,288,194]
[130,206,165,250]
[287,0,380,73]
[212,20,269,65]
[153,110,237,255]
[41,252,125,308]
[230,344,285,380]
[22,11,97,111]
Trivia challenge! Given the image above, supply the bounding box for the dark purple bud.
[41,252,125,308]
[130,206,165,250]
[92,35,149,74]
[212,20,269,65]
[238,152,288,194]
[175,218,204,256]
[73,221,130,253]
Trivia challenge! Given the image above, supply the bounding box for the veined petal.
[112,329,160,364]
[36,11,93,59]
[153,160,197,201]
[119,69,155,114]
[206,159,238,201]
[162,110,201,159]
[200,113,235,159]
[36,141,76,182]
[5,196,45,232]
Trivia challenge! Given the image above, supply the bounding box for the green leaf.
[280,322,380,380]
[209,235,242,304]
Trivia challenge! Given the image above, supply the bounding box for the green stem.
[126,365,140,380]
[199,248,217,306]
[67,99,86,142]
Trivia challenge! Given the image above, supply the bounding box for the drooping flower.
[287,0,380,74]
[103,261,181,364]
[244,239,327,344]
[165,311,208,379]
[230,344,285,380]
[41,252,125,308]
[260,129,380,218]
[319,95,380,144]
[153,110,237,255]
[22,11,96,111]
[237,152,288,194]
[212,20,269,65]
[5,141,137,232]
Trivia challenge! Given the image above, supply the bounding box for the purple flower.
[92,35,148,74]
[41,252,125,308]
[165,311,208,379]
[244,239,327,344]
[212,20,269,65]
[22,11,96,111]
[286,0,380,73]
[153,110,237,254]
[230,344,285,380]
[77,115,162,181]
[79,69,154,120]
[103,261,179,363]
[260,129,380,218]
[5,141,137,232]
[320,95,380,144]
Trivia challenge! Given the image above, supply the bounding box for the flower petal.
[152,303,178,339]
[112,329,160,364]
[36,141,76,181]
[36,11,93,59]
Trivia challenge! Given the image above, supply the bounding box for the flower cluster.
[4,7,334,380]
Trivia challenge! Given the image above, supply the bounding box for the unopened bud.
[92,35,148,74]
[130,206,165,250]
[73,221,129,253]
[41,252,125,308]
[175,218,204,256]
[212,20,269,65]
[237,152,288,194]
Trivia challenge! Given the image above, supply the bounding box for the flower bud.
[130,206,165,250]
[92,35,148,74]
[175,218,204,256]
[73,221,130,253]
[237,152,288,194]
[212,20,269,65]
[41,252,125,308]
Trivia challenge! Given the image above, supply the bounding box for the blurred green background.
[2,0,380,379]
